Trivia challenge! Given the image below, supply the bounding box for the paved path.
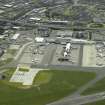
[78,44,83,66]
[41,44,57,65]
[14,42,32,60]
[47,92,105,105]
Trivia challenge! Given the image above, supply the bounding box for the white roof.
[0,10,4,13]
[66,43,71,49]
[4,4,12,7]
[103,42,105,45]
[64,51,67,57]
[51,20,68,23]
[13,26,20,29]
[35,37,44,42]
[30,17,41,21]
[71,39,88,42]
[12,33,20,40]
[25,3,29,5]
[4,30,9,33]
[0,35,5,39]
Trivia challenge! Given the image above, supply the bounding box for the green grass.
[1,68,24,88]
[86,100,105,105]
[3,68,15,80]
[82,77,105,95]
[0,70,96,105]
[19,68,29,72]
[34,71,52,86]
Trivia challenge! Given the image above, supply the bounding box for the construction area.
[17,32,105,68]
[17,41,82,67]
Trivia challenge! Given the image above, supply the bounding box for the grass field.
[0,70,96,105]
[34,71,52,86]
[3,68,15,80]
[82,77,105,95]
[19,68,29,72]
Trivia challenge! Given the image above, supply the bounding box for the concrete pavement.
[47,92,105,105]
[14,42,32,60]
